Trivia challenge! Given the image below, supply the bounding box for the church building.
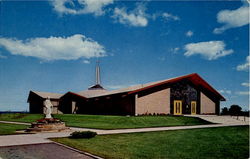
[28,63,225,115]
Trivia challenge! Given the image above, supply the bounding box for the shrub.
[70,131,97,139]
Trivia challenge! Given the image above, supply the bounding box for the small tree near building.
[228,105,242,116]
[221,107,229,115]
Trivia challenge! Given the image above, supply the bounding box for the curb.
[52,141,104,159]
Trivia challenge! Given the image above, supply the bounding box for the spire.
[96,60,101,85]
[88,59,104,90]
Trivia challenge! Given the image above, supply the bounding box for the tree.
[221,107,228,115]
[228,105,242,115]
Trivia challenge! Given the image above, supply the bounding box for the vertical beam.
[135,94,138,116]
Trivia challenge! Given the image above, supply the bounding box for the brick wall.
[200,92,215,114]
[135,88,170,115]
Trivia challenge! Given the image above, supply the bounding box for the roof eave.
[127,73,226,101]
[61,91,88,100]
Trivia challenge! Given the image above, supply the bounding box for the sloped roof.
[84,80,167,98]
[30,91,63,99]
[128,73,225,101]
[29,73,225,101]
[71,73,225,101]
[77,89,109,98]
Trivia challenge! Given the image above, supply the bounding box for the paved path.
[0,143,94,159]
[0,116,249,147]
[0,123,248,147]
[0,116,248,158]
[184,115,249,124]
[0,121,31,126]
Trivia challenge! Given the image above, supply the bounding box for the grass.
[0,113,211,129]
[53,114,211,129]
[0,123,28,135]
[52,126,249,159]
[0,113,43,123]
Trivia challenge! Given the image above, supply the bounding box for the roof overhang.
[128,73,226,101]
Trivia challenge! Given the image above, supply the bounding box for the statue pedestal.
[26,118,69,132]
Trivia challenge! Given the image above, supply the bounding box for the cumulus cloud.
[236,91,250,95]
[186,30,193,37]
[0,51,7,59]
[219,90,232,95]
[106,83,138,90]
[0,34,106,61]
[162,12,180,21]
[106,85,129,90]
[51,0,113,16]
[237,56,250,71]
[83,60,90,64]
[158,57,166,61]
[213,5,249,34]
[170,47,180,54]
[112,3,148,27]
[0,55,7,59]
[184,41,233,60]
[241,82,250,87]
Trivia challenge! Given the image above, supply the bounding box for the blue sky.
[0,0,249,111]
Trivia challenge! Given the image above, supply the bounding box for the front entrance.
[191,101,196,115]
[174,100,182,115]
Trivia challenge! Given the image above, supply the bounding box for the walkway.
[0,143,94,159]
[0,118,248,147]
[184,115,249,124]
[0,116,248,159]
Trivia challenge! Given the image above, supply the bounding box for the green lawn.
[0,123,28,135]
[0,113,43,123]
[52,126,249,159]
[54,114,211,129]
[0,113,211,129]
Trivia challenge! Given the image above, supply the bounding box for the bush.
[70,131,97,139]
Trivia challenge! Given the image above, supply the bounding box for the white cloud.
[106,83,139,90]
[170,47,180,54]
[213,5,249,34]
[51,0,113,16]
[158,57,166,61]
[186,30,193,37]
[184,41,233,60]
[0,55,7,59]
[83,60,90,64]
[241,82,250,87]
[0,51,7,59]
[236,91,250,95]
[162,12,180,21]
[219,90,232,95]
[0,34,106,61]
[112,4,148,27]
[106,85,128,90]
[237,56,250,71]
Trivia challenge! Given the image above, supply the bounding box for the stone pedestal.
[26,118,69,132]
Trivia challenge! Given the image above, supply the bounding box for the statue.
[43,97,53,119]
[27,96,68,132]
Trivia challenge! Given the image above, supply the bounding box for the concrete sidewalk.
[0,115,249,147]
[185,115,249,125]
[0,120,31,125]
[0,121,248,147]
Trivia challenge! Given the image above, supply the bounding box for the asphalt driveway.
[0,143,94,159]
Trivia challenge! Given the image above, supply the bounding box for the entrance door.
[191,101,196,115]
[174,100,182,115]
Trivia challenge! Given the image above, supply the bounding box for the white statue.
[43,96,53,119]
